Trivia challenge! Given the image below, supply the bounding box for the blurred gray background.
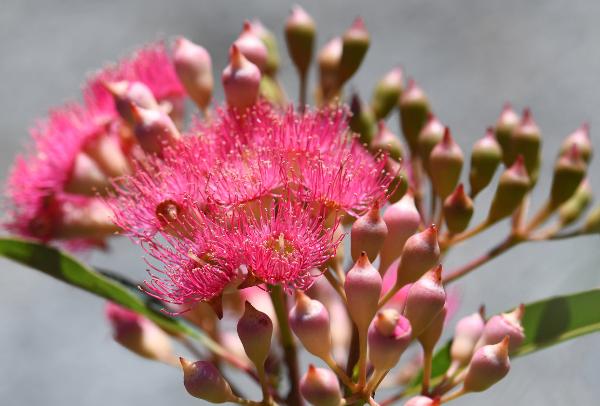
[1,0,599,405]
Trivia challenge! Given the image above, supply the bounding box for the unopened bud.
[65,151,112,196]
[417,114,445,173]
[173,37,213,111]
[476,305,525,353]
[387,159,408,203]
[131,104,181,154]
[560,123,592,164]
[443,184,474,234]
[559,180,592,226]
[345,252,382,330]
[450,308,486,368]
[510,109,541,183]
[418,305,447,353]
[404,396,440,406]
[494,103,519,165]
[368,309,412,371]
[379,192,421,274]
[463,336,511,393]
[371,67,404,119]
[289,291,332,359]
[403,266,446,336]
[234,21,268,72]
[180,358,236,403]
[429,128,464,199]
[285,6,316,77]
[583,205,600,234]
[351,202,388,262]
[84,134,130,178]
[318,37,343,101]
[300,365,343,406]
[469,128,502,198]
[250,20,280,76]
[372,121,404,161]
[396,224,440,287]
[105,81,159,125]
[349,93,376,146]
[399,80,430,152]
[56,198,119,240]
[222,45,261,111]
[338,17,370,86]
[237,302,273,369]
[550,144,586,208]
[487,156,530,223]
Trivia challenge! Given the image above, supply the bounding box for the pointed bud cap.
[180,358,236,402]
[372,121,404,161]
[469,128,502,197]
[477,305,524,353]
[443,184,474,234]
[559,179,592,226]
[237,301,273,368]
[417,113,445,172]
[388,168,409,203]
[173,37,213,110]
[463,336,511,392]
[131,104,181,154]
[509,108,542,182]
[404,396,441,406]
[338,17,370,85]
[234,21,268,72]
[344,252,383,330]
[494,103,520,165]
[289,291,332,358]
[400,79,431,152]
[550,144,586,207]
[349,93,376,146]
[222,45,261,111]
[487,156,530,223]
[560,123,592,163]
[450,307,486,367]
[429,127,464,199]
[396,225,440,287]
[368,309,412,371]
[351,202,388,262]
[300,365,343,406]
[403,265,446,337]
[371,67,404,119]
[285,5,316,76]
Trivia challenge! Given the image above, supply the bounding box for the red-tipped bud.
[476,305,525,353]
[443,184,474,234]
[180,358,236,403]
[371,121,404,160]
[65,151,112,196]
[368,309,412,371]
[494,103,520,165]
[234,21,268,72]
[344,252,382,330]
[396,225,440,287]
[418,305,447,353]
[338,17,370,85]
[583,204,600,234]
[285,5,316,76]
[403,266,446,336]
[351,202,388,262]
[318,37,343,101]
[84,134,130,178]
[379,192,422,274]
[463,336,511,393]
[450,308,486,368]
[487,156,530,223]
[173,37,213,110]
[105,81,159,125]
[250,20,280,76]
[399,79,430,152]
[349,93,376,146]
[417,114,445,173]
[560,123,592,164]
[559,179,592,226]
[130,104,181,154]
[371,67,404,119]
[300,365,343,406]
[550,144,587,207]
[404,396,441,406]
[469,128,502,197]
[289,291,332,359]
[237,301,273,369]
[429,128,464,199]
[509,108,542,182]
[222,45,261,111]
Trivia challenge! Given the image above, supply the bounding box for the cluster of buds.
[6,4,599,406]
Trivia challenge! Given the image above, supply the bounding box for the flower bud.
[549,144,586,208]
[399,79,430,152]
[560,123,592,164]
[338,17,370,86]
[289,291,332,359]
[234,21,268,72]
[443,184,474,234]
[222,45,261,111]
[300,365,343,406]
[396,225,440,287]
[349,93,376,146]
[463,336,511,393]
[494,103,519,165]
[180,358,236,403]
[417,114,445,173]
[56,198,119,240]
[105,303,174,363]
[237,301,273,369]
[583,205,600,234]
[429,128,464,199]
[371,67,404,120]
[371,121,404,161]
[285,5,316,77]
[379,192,421,274]
[403,265,446,337]
[487,156,530,223]
[418,305,447,353]
[259,75,285,106]
[105,81,159,125]
[345,252,382,330]
[476,304,525,353]
[173,37,213,111]
[130,104,181,154]
[450,308,486,368]
[351,202,388,262]
[469,128,502,198]
[509,109,541,183]
[65,151,112,196]
[250,20,280,76]
[368,309,412,371]
[84,134,130,178]
[318,37,342,101]
[404,396,440,406]
[386,159,409,203]
[559,179,592,226]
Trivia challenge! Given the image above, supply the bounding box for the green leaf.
[0,237,225,355]
[406,288,600,394]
